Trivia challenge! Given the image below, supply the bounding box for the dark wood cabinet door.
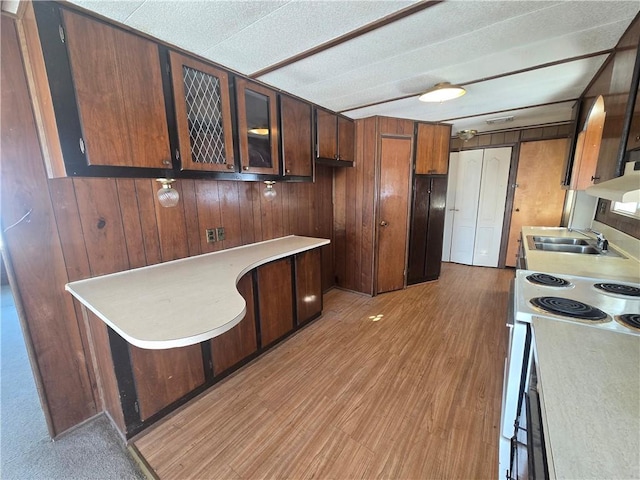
[129,344,205,421]
[295,249,322,324]
[62,10,171,169]
[337,116,355,163]
[236,78,280,175]
[424,176,447,280]
[170,51,235,172]
[415,123,451,174]
[257,258,294,346]
[211,273,257,375]
[280,95,312,177]
[316,109,338,160]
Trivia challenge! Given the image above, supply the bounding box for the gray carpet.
[1,284,147,480]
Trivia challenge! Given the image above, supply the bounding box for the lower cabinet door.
[257,258,294,347]
[211,273,258,375]
[295,249,322,324]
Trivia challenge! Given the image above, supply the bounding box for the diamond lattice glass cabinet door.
[236,78,280,176]
[169,51,235,172]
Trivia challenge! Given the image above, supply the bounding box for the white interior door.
[449,149,483,265]
[472,147,511,267]
[442,151,459,262]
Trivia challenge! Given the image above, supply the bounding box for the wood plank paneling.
[211,273,257,375]
[195,181,223,253]
[153,181,190,261]
[257,258,294,347]
[133,179,163,265]
[116,179,146,269]
[180,179,202,257]
[1,17,96,435]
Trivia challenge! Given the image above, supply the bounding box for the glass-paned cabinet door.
[169,51,235,172]
[236,78,280,175]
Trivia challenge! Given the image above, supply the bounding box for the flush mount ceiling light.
[457,129,478,141]
[486,115,515,125]
[156,178,179,208]
[418,82,466,103]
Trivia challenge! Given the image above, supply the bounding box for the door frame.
[373,133,414,296]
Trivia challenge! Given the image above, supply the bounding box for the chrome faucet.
[568,227,609,251]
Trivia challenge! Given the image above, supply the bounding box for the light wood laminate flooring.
[134,263,514,479]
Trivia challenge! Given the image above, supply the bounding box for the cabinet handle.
[243,166,250,171]
[227,164,235,170]
[591,175,600,182]
[448,208,459,211]
[380,220,389,227]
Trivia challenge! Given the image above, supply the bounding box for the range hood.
[586,159,640,203]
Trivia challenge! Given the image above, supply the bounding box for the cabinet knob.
[227,164,235,170]
[285,169,291,173]
[591,175,600,182]
[515,208,520,212]
[162,159,171,166]
[243,166,250,171]
[380,220,389,227]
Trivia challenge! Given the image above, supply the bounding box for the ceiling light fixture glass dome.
[263,181,277,201]
[156,178,179,208]
[418,82,466,103]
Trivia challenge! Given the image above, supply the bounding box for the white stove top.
[515,269,640,336]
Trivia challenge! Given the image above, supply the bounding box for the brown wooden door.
[236,78,280,175]
[415,123,451,174]
[316,109,337,160]
[573,95,606,189]
[505,139,569,267]
[257,258,294,346]
[280,95,312,177]
[62,10,171,169]
[376,136,413,294]
[337,116,355,162]
[169,51,235,172]
[211,273,257,375]
[295,249,322,324]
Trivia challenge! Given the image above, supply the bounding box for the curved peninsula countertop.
[66,235,330,350]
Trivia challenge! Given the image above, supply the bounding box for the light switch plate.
[206,229,216,243]
[216,227,225,241]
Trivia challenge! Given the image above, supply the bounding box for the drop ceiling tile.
[203,0,417,75]
[68,1,146,22]
[122,1,290,59]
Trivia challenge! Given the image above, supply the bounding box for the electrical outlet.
[216,227,225,241]
[206,229,217,243]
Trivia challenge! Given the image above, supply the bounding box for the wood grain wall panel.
[217,181,244,249]
[195,181,222,253]
[129,344,205,421]
[153,181,190,261]
[259,184,286,241]
[1,17,96,435]
[132,179,162,265]
[74,178,130,276]
[179,179,202,257]
[360,117,378,294]
[85,311,126,433]
[116,179,146,269]
[236,182,257,245]
[333,167,347,288]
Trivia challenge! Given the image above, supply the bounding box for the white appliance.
[499,270,640,479]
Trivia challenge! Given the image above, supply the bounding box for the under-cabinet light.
[263,181,277,201]
[156,178,179,208]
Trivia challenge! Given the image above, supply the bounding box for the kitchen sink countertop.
[66,235,329,350]
[522,226,640,282]
[532,316,640,479]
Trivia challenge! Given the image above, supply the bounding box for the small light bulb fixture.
[418,82,466,103]
[263,181,277,201]
[457,129,478,141]
[156,178,179,208]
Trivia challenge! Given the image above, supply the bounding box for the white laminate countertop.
[532,317,640,480]
[522,226,640,282]
[66,235,330,350]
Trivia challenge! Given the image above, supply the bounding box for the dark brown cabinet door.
[128,344,205,421]
[211,273,258,375]
[236,78,280,175]
[295,249,322,324]
[280,95,312,177]
[170,51,235,172]
[62,10,171,169]
[415,123,451,174]
[407,176,447,284]
[316,109,338,160]
[337,116,355,163]
[257,258,294,346]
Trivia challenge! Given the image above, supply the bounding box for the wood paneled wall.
[1,15,334,437]
[334,116,413,295]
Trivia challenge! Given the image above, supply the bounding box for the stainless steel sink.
[533,243,600,254]
[531,236,590,245]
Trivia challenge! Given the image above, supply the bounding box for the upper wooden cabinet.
[236,78,280,175]
[414,123,452,174]
[280,95,313,177]
[169,52,235,172]
[570,95,606,190]
[316,109,355,164]
[61,10,171,169]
